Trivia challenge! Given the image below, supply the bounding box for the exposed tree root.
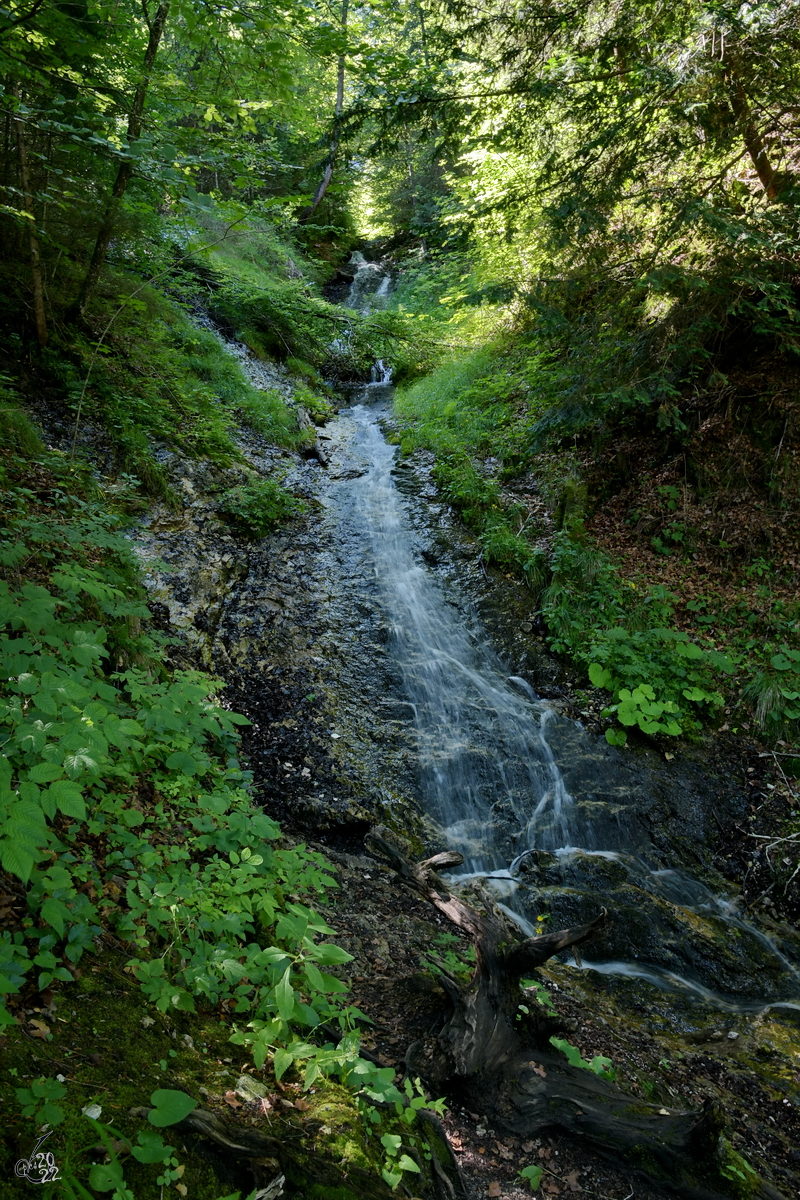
[366,829,788,1200]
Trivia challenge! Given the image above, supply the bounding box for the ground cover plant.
[0,416,442,1198]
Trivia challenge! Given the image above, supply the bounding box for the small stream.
[331,381,800,1013]
[312,256,800,1017]
[136,255,800,1037]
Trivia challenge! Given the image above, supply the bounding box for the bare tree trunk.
[366,830,789,1200]
[12,92,47,346]
[724,63,785,199]
[70,0,170,319]
[297,0,348,223]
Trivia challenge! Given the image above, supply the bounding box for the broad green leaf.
[41,897,71,937]
[89,1161,124,1192]
[520,1163,543,1189]
[0,839,38,883]
[27,762,64,783]
[273,1046,294,1080]
[132,1131,174,1164]
[381,1133,402,1156]
[275,967,296,1022]
[166,750,201,775]
[304,960,327,993]
[120,809,145,827]
[311,943,353,966]
[147,1089,198,1127]
[0,1003,18,1026]
[47,779,86,820]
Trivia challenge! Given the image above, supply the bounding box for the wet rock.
[519,849,799,1002]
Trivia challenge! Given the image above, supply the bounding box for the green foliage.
[743,646,800,733]
[294,380,335,425]
[542,533,736,740]
[14,1076,68,1127]
[420,930,476,980]
[58,1117,184,1199]
[548,1036,615,1081]
[395,343,552,589]
[236,385,304,446]
[202,260,432,384]
[519,1163,544,1190]
[146,1089,198,1127]
[0,382,45,457]
[355,1075,447,1191]
[521,979,556,1016]
[219,476,307,538]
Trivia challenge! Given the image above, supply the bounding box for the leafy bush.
[0,466,358,1098]
[219,476,306,538]
[542,532,736,742]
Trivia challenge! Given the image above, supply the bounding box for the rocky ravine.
[127,366,800,1200]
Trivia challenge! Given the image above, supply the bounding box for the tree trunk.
[70,0,170,319]
[724,63,786,200]
[366,830,789,1200]
[297,0,348,224]
[12,94,47,346]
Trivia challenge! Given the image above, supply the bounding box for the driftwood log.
[366,829,788,1200]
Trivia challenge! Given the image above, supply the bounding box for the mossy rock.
[0,950,397,1200]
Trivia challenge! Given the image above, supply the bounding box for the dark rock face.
[130,345,800,1166]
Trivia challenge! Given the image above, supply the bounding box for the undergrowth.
[394,323,800,745]
[0,423,426,1197]
[219,476,307,538]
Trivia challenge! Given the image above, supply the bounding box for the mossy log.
[129,1104,395,1200]
[366,829,788,1200]
[129,1094,466,1200]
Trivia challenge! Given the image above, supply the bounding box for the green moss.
[302,1081,375,1173]
[716,1137,761,1199]
[0,948,240,1197]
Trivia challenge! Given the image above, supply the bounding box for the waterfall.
[323,352,800,1012]
[345,251,392,313]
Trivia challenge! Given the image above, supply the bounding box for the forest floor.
[309,841,800,1200]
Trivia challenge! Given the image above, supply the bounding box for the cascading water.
[346,403,579,873]
[345,251,392,313]
[330,254,800,1014]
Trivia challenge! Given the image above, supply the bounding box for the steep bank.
[129,312,800,1196]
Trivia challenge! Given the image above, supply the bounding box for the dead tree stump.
[366,829,787,1200]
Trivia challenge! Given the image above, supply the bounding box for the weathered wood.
[366,828,789,1200]
[296,405,329,466]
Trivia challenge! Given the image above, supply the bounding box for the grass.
[392,309,800,747]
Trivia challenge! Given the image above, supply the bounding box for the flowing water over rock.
[325,386,800,1014]
[132,278,800,1093]
[344,252,392,313]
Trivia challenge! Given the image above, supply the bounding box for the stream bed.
[131,284,800,1193]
